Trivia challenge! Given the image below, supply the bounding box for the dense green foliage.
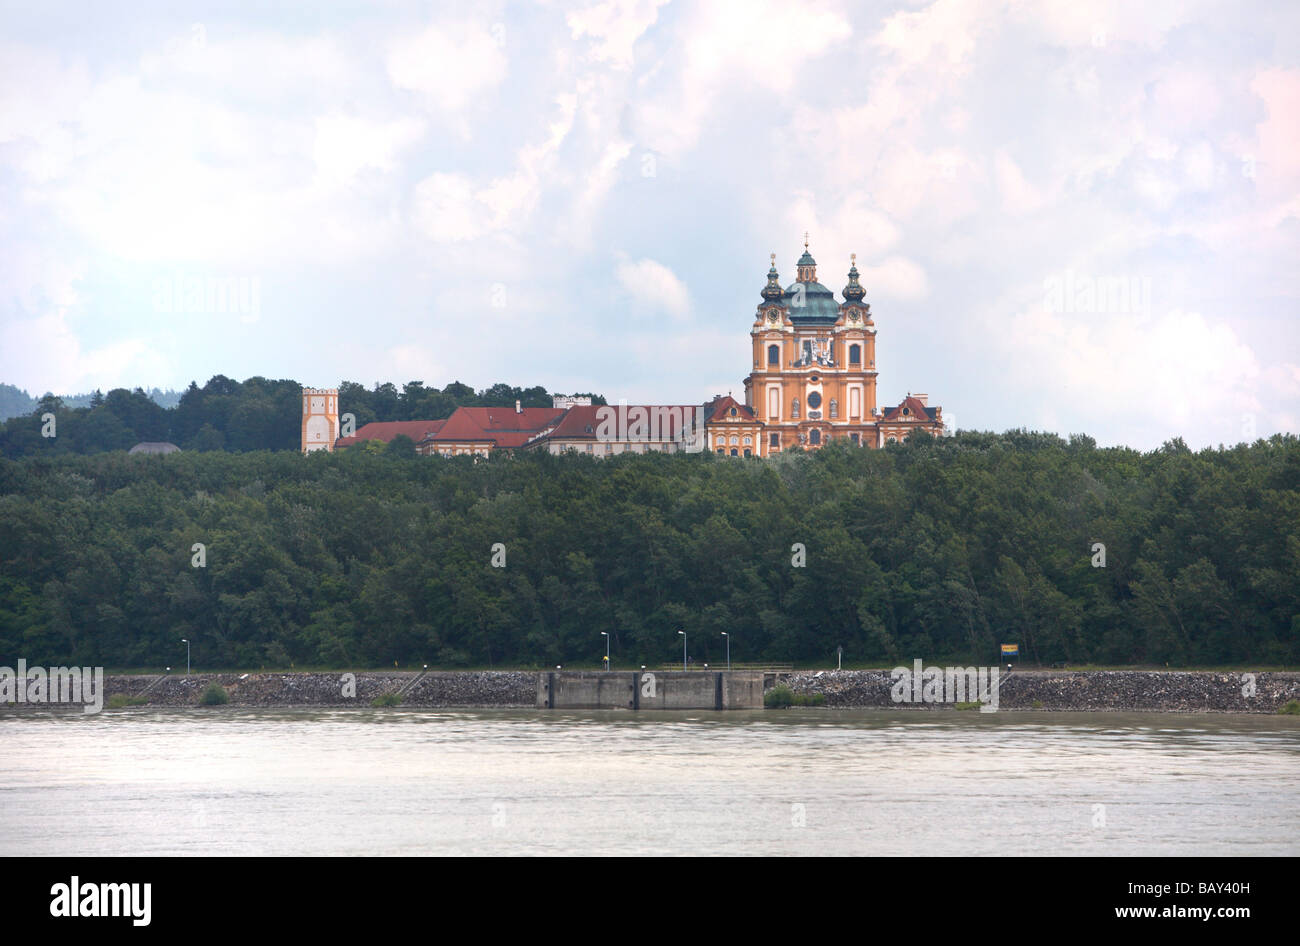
[199,683,230,705]
[0,430,1296,669]
[765,685,794,708]
[0,376,604,457]
[762,686,825,708]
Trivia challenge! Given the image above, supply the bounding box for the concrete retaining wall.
[537,671,765,710]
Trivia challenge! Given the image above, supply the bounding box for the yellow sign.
[1000,644,1019,656]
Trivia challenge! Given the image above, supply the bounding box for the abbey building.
[303,239,944,456]
[739,239,943,453]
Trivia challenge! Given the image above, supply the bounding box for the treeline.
[0,382,181,421]
[0,376,605,458]
[0,430,1296,670]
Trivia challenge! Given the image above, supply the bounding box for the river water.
[2,708,1296,856]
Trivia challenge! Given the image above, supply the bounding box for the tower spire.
[796,234,817,283]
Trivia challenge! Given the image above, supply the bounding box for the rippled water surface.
[2,708,1297,855]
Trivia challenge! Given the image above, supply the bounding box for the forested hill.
[1,430,1296,670]
[0,382,181,421]
[0,376,605,457]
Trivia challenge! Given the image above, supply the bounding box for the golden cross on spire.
[770,252,776,266]
[851,253,856,264]
[804,231,809,249]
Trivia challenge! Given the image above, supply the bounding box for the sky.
[1,0,1297,450]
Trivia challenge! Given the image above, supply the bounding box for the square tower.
[302,387,339,453]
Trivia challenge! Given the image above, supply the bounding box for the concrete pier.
[537,671,764,710]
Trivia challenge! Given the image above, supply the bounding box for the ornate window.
[768,344,780,366]
[809,429,821,445]
[729,436,739,445]
[807,391,822,410]
[730,448,738,456]
[769,433,779,447]
[743,436,752,445]
[849,344,861,365]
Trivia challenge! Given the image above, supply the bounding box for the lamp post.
[721,632,730,672]
[678,629,686,672]
[181,638,190,676]
[601,631,609,670]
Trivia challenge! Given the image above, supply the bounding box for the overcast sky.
[1,0,1297,449]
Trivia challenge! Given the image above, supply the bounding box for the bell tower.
[301,387,339,453]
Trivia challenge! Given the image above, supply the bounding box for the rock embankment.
[779,669,1300,713]
[104,671,535,707]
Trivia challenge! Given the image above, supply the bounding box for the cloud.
[312,115,426,187]
[567,0,670,68]
[387,21,508,109]
[860,256,929,302]
[616,258,691,319]
[411,94,579,243]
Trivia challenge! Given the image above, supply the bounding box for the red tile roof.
[336,420,446,448]
[425,407,568,449]
[527,404,702,443]
[879,396,938,423]
[706,394,757,423]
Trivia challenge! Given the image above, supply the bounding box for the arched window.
[729,436,738,445]
[730,448,738,456]
[792,398,800,418]
[829,398,838,419]
[743,436,752,445]
[743,449,752,457]
[809,429,821,445]
[767,344,779,366]
[849,344,861,365]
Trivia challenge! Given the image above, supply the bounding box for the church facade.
[304,238,944,455]
[739,239,942,455]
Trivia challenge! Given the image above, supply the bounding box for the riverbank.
[13,669,1293,713]
[102,671,536,707]
[781,669,1300,713]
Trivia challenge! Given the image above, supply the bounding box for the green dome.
[783,280,840,323]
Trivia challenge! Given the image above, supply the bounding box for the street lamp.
[600,631,609,670]
[678,629,686,672]
[181,639,190,676]
[721,631,731,671]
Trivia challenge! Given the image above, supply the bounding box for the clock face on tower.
[767,311,779,323]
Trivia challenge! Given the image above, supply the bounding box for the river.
[2,708,1296,855]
